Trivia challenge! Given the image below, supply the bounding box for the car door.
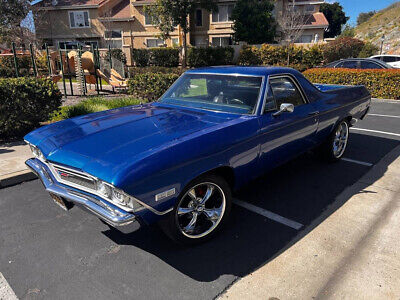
[257,75,319,171]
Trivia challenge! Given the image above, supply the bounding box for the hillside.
[355,2,400,54]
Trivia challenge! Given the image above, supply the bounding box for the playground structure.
[48,45,128,97]
[4,42,128,98]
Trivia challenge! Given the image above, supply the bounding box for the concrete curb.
[0,169,37,189]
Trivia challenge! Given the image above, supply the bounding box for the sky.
[332,0,400,25]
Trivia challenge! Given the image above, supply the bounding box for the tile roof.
[304,12,329,27]
[108,0,131,19]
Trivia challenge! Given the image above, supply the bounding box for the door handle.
[308,111,319,116]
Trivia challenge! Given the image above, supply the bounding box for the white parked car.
[370,55,400,68]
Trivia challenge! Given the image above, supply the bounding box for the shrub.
[322,37,365,63]
[358,42,380,58]
[148,48,180,67]
[238,44,324,70]
[132,49,150,67]
[105,48,127,64]
[50,97,142,122]
[0,55,32,77]
[303,68,400,99]
[128,73,179,101]
[131,48,179,67]
[0,77,62,139]
[237,46,262,65]
[128,66,186,77]
[187,47,234,67]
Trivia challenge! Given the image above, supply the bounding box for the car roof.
[186,66,301,77]
[371,54,400,57]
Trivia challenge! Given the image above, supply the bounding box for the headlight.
[97,180,142,211]
[97,181,112,198]
[29,144,45,160]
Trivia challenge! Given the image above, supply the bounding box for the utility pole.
[380,35,385,55]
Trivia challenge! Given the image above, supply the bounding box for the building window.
[196,9,203,27]
[212,4,234,23]
[69,11,90,28]
[105,29,122,39]
[211,36,232,47]
[296,35,313,43]
[105,30,122,48]
[144,11,157,25]
[146,38,165,48]
[305,5,315,12]
[172,38,179,47]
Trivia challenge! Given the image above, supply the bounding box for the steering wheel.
[227,98,245,105]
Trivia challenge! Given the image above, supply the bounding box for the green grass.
[50,97,142,122]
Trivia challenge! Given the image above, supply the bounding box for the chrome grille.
[52,166,96,191]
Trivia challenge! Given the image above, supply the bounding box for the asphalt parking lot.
[0,99,399,300]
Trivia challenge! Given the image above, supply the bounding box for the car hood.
[25,103,237,183]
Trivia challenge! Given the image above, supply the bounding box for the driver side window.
[269,77,305,108]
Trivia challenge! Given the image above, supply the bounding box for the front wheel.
[160,175,232,245]
[318,119,350,162]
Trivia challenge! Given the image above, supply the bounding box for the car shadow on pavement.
[103,133,400,283]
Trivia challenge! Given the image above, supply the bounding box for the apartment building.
[33,0,328,56]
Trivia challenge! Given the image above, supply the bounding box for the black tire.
[160,174,232,245]
[318,119,350,162]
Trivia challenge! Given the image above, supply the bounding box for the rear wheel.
[318,119,349,162]
[160,175,232,245]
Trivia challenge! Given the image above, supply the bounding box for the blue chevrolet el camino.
[25,66,371,244]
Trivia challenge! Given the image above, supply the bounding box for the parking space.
[0,100,399,299]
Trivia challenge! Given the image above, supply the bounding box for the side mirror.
[273,103,294,117]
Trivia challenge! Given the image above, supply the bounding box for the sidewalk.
[220,145,400,299]
[0,142,35,188]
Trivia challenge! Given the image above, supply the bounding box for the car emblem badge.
[155,188,176,202]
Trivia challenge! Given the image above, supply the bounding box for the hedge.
[322,37,365,63]
[238,44,324,71]
[128,73,179,101]
[128,66,187,77]
[303,68,400,100]
[0,77,62,139]
[0,56,32,78]
[132,48,180,67]
[187,47,234,67]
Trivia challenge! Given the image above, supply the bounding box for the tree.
[340,24,355,37]
[145,0,217,67]
[0,0,31,45]
[357,11,375,26]
[231,0,276,44]
[278,2,310,65]
[320,2,349,38]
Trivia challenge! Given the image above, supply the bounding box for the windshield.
[159,73,263,114]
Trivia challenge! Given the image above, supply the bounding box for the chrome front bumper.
[26,158,136,228]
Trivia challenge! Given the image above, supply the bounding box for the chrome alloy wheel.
[333,121,349,158]
[176,182,226,239]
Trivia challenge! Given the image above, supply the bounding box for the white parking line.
[350,128,400,137]
[233,199,304,230]
[368,114,400,119]
[341,158,373,167]
[0,272,18,300]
